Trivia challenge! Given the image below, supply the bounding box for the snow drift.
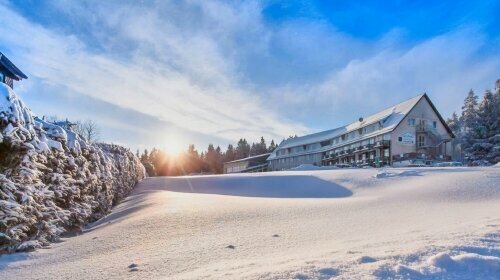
[0,83,145,253]
[1,167,497,279]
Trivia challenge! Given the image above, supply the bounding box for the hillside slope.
[1,167,498,279]
[0,84,145,252]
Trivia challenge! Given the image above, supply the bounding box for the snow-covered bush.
[0,84,145,253]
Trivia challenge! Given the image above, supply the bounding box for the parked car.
[433,162,464,167]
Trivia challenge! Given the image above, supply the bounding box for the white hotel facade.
[267,94,455,170]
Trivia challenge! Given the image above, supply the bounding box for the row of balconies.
[322,141,390,160]
[323,141,390,158]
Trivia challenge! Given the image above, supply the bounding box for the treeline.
[446,79,499,165]
[138,137,277,176]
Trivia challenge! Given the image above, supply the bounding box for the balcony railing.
[374,140,390,148]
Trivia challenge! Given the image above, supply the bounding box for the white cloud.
[0,0,498,149]
[266,28,500,127]
[0,1,308,145]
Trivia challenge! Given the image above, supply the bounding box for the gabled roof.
[268,93,454,161]
[275,94,424,150]
[0,52,28,80]
[224,153,271,164]
[420,94,455,138]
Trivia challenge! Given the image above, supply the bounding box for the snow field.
[0,167,498,279]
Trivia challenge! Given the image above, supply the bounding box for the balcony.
[374,140,390,148]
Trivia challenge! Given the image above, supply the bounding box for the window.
[398,137,403,142]
[303,145,307,150]
[432,121,437,129]
[408,118,415,126]
[0,72,4,83]
[320,140,331,147]
[417,135,425,147]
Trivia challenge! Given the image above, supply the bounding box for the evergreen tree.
[185,144,202,174]
[215,146,223,173]
[268,139,277,153]
[257,136,267,154]
[456,81,500,165]
[141,149,149,162]
[460,89,479,145]
[224,144,235,162]
[446,112,461,137]
[477,90,497,139]
[235,138,250,159]
[249,142,258,156]
[205,144,223,173]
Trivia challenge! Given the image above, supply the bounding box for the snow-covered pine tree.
[460,80,500,165]
[446,112,461,136]
[460,90,479,133]
[460,89,480,153]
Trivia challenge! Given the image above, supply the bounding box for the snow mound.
[0,83,145,253]
[428,252,500,274]
[373,169,420,178]
[290,164,338,171]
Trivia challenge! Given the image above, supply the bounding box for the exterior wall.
[268,95,454,169]
[224,161,249,173]
[269,152,322,171]
[391,97,453,161]
[4,76,13,89]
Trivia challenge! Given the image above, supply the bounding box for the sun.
[164,138,184,156]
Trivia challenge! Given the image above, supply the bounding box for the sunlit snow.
[1,167,499,279]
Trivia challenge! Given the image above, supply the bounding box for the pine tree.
[249,143,258,156]
[235,138,250,159]
[478,90,497,139]
[205,144,222,173]
[258,136,267,154]
[460,89,479,146]
[446,112,461,137]
[268,139,277,153]
[224,144,235,162]
[141,149,149,162]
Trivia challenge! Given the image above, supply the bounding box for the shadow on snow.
[138,175,353,198]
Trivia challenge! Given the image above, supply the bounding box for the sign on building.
[401,132,415,145]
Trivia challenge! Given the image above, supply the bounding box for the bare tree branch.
[75,119,100,143]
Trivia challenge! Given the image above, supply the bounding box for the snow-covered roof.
[0,51,28,80]
[268,94,425,160]
[224,153,271,164]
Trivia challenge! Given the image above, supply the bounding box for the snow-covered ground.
[1,167,499,279]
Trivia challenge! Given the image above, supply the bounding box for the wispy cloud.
[0,1,308,147]
[0,0,498,149]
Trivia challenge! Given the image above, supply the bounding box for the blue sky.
[1,0,499,152]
